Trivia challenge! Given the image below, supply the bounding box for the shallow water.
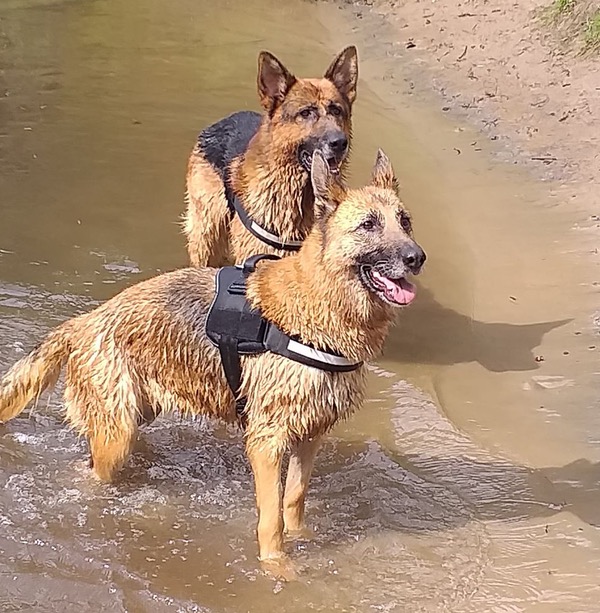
[1,0,600,611]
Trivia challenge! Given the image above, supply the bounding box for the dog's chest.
[244,354,366,436]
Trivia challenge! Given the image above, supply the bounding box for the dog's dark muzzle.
[298,131,349,173]
[322,131,348,158]
[360,242,427,277]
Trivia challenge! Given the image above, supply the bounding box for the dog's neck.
[230,134,315,243]
[245,233,395,362]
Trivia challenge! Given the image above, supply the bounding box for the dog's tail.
[0,322,73,422]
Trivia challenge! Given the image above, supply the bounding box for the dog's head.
[310,149,426,308]
[256,47,358,175]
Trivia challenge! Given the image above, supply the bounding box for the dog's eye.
[329,104,343,117]
[360,217,377,231]
[400,213,412,233]
[298,108,313,119]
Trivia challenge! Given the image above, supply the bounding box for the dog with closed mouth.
[0,149,425,573]
[183,46,358,267]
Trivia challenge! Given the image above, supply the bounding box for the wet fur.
[183,47,358,267]
[0,151,423,566]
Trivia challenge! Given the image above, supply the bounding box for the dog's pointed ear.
[257,51,297,113]
[311,150,345,219]
[324,46,358,105]
[371,149,399,193]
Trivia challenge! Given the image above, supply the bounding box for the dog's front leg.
[247,446,285,562]
[283,434,323,534]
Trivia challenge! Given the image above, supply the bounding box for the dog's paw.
[260,554,298,582]
[284,525,315,541]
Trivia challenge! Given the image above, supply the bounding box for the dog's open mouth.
[360,266,417,306]
[300,150,340,175]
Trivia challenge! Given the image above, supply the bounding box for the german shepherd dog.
[0,150,425,573]
[183,46,358,267]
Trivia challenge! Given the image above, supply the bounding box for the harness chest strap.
[205,255,363,417]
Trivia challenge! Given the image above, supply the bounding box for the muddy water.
[1,0,600,611]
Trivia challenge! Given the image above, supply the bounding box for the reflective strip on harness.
[262,325,362,374]
[286,339,360,369]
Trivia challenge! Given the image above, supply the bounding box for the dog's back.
[196,111,262,181]
[184,110,264,268]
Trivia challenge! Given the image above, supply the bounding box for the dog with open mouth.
[183,46,358,267]
[0,149,424,577]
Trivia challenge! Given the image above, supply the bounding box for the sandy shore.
[331,0,599,208]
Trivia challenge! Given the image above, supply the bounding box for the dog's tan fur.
[183,47,357,267]
[0,150,422,570]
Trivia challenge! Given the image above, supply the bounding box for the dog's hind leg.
[64,369,139,483]
[283,435,323,534]
[184,154,231,268]
[88,423,137,482]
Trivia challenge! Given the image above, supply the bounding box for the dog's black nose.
[402,245,426,273]
[326,132,348,154]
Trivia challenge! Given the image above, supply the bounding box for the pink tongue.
[371,270,417,305]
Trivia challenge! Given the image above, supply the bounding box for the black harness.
[205,255,363,418]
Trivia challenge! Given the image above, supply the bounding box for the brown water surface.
[1,1,600,611]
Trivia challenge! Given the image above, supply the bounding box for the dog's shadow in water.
[314,440,600,540]
[383,286,571,373]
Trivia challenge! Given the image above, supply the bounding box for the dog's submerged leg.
[88,425,137,482]
[64,366,140,483]
[283,435,322,534]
